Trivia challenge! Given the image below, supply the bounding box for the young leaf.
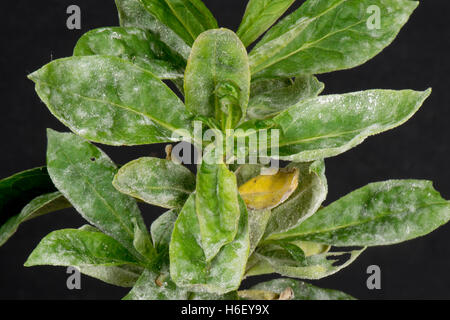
[237,0,296,47]
[196,152,241,261]
[250,0,419,77]
[29,56,193,146]
[238,167,299,210]
[269,180,450,246]
[272,89,431,162]
[0,191,70,247]
[170,195,250,294]
[247,75,324,120]
[113,157,195,209]
[74,27,185,79]
[115,0,191,60]
[124,268,190,300]
[139,0,218,46]
[249,243,365,279]
[243,278,355,300]
[264,161,327,239]
[46,130,152,260]
[24,229,140,267]
[184,29,250,130]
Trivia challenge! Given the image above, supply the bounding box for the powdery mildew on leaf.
[247,278,355,300]
[272,89,431,162]
[250,0,419,77]
[274,180,450,246]
[74,27,185,79]
[113,157,195,209]
[46,130,152,259]
[29,56,193,146]
[170,195,250,294]
[115,0,192,59]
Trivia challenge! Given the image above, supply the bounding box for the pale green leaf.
[250,0,419,77]
[248,208,272,256]
[270,180,450,246]
[124,268,190,300]
[271,89,431,162]
[184,29,250,130]
[248,243,365,279]
[113,157,195,209]
[46,130,152,260]
[29,56,193,146]
[24,229,139,267]
[237,0,296,47]
[74,27,185,79]
[247,75,324,120]
[115,0,191,60]
[139,0,218,46]
[150,209,178,252]
[79,264,143,288]
[170,195,250,294]
[264,161,327,239]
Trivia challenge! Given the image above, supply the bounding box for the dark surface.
[0,0,449,300]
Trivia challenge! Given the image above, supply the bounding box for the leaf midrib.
[279,201,450,240]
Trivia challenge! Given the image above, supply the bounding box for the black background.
[0,0,449,300]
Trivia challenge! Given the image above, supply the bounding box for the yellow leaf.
[238,168,299,210]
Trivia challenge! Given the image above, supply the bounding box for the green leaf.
[0,191,70,247]
[115,0,191,60]
[237,0,296,47]
[247,75,324,120]
[250,0,419,77]
[244,278,355,300]
[248,243,365,279]
[184,29,250,130]
[151,210,178,252]
[0,167,56,228]
[46,130,152,260]
[196,152,241,261]
[74,27,185,79]
[170,194,250,294]
[139,0,218,46]
[113,157,195,209]
[264,161,327,239]
[271,89,431,162]
[235,164,272,255]
[248,209,272,256]
[124,268,190,300]
[29,56,193,146]
[270,180,450,246]
[25,229,139,267]
[79,264,143,288]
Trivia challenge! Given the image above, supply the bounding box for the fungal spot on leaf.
[238,167,299,210]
